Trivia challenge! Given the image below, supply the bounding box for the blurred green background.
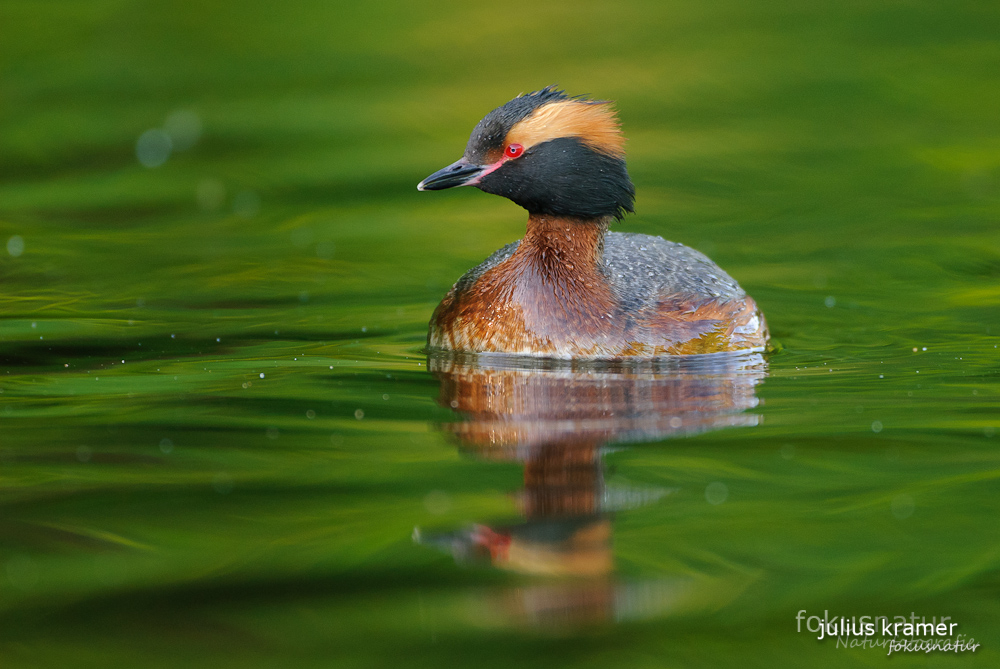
[1,0,999,667]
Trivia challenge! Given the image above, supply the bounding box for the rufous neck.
[522,214,609,267]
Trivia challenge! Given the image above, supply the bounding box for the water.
[2,1,999,666]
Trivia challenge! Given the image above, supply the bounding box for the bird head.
[418,86,635,221]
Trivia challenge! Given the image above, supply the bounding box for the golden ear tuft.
[506,100,626,158]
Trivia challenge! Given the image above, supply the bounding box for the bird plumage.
[418,87,768,358]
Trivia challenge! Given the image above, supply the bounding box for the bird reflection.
[416,351,766,627]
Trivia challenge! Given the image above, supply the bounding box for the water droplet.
[871,420,883,433]
[891,494,915,519]
[824,296,836,308]
[354,408,364,420]
[6,236,24,257]
[705,482,728,505]
[136,128,172,168]
[163,109,202,151]
[159,438,174,454]
[196,178,226,211]
[423,490,451,515]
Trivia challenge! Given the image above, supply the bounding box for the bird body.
[419,87,767,358]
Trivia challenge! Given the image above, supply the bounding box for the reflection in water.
[416,352,767,628]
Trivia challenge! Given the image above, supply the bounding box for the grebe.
[418,86,767,358]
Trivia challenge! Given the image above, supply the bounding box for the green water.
[2,1,999,666]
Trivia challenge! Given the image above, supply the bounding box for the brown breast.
[429,215,768,357]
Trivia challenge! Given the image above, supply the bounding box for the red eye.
[505,143,524,159]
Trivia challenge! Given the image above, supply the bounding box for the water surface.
[1,1,999,666]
